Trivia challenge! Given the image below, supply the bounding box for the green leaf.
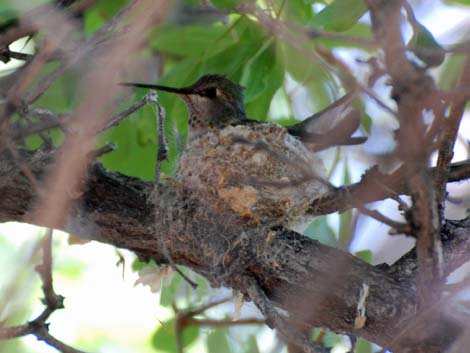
[310,0,367,32]
[151,24,229,58]
[342,159,351,185]
[233,16,268,43]
[279,0,315,24]
[315,22,373,50]
[83,0,127,34]
[338,161,353,245]
[304,217,337,247]
[84,8,105,34]
[242,41,285,121]
[281,42,333,110]
[212,0,239,10]
[207,329,233,353]
[276,116,302,127]
[160,273,183,307]
[0,5,17,25]
[131,257,155,272]
[321,331,341,347]
[154,16,265,63]
[34,63,79,112]
[444,0,470,5]
[355,337,372,353]
[361,112,372,134]
[437,54,466,91]
[194,274,209,299]
[93,0,127,19]
[355,249,373,264]
[98,107,157,180]
[0,339,29,353]
[201,41,260,78]
[151,319,199,352]
[241,40,284,98]
[338,210,353,245]
[241,40,275,102]
[244,335,261,353]
[408,21,445,67]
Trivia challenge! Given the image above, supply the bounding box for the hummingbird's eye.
[200,87,217,98]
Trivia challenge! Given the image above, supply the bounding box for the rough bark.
[1,148,468,352]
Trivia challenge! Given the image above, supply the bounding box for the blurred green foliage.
[151,319,200,352]
[207,328,232,353]
[304,216,337,247]
[310,0,367,31]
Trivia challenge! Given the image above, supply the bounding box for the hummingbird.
[121,74,366,149]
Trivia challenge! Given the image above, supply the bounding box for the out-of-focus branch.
[171,297,263,353]
[434,56,470,211]
[238,4,377,50]
[99,92,157,132]
[0,0,97,48]
[31,0,171,231]
[368,0,446,318]
[0,47,33,63]
[0,229,88,353]
[9,91,153,145]
[308,161,470,216]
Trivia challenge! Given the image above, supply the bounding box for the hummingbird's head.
[181,74,247,139]
[187,74,244,105]
[121,74,247,140]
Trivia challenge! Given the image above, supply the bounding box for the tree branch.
[0,149,468,352]
[0,229,88,353]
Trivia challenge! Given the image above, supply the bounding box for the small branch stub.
[354,283,370,330]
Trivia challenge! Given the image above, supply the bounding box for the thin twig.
[308,160,470,216]
[35,326,89,353]
[148,91,197,290]
[434,55,470,214]
[5,138,43,194]
[25,62,68,104]
[18,107,53,147]
[87,143,116,159]
[0,47,33,63]
[25,0,139,105]
[171,297,263,353]
[99,92,155,132]
[183,297,232,317]
[152,91,168,196]
[0,229,89,353]
[185,317,264,327]
[357,205,412,235]
[14,90,153,141]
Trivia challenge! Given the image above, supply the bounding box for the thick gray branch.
[0,149,468,352]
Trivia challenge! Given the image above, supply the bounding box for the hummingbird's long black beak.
[120,82,192,95]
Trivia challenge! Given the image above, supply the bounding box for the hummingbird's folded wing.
[287,92,367,152]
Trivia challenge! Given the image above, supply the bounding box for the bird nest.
[175,123,328,226]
